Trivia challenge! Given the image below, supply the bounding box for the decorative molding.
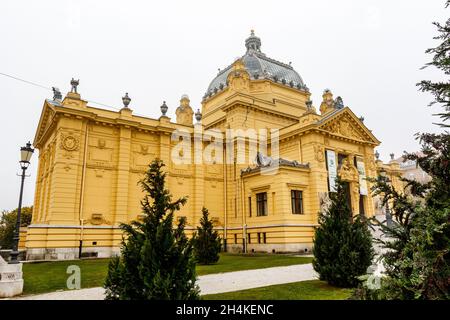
[314,144,325,162]
[86,161,116,170]
[97,139,106,149]
[88,213,111,226]
[60,133,80,152]
[338,157,359,182]
[286,183,308,189]
[250,185,271,192]
[95,169,105,178]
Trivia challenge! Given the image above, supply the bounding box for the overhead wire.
[0,71,121,111]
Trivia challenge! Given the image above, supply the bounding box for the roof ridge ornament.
[70,78,79,93]
[335,96,344,109]
[245,29,262,53]
[52,87,62,101]
[122,92,131,108]
[160,101,168,116]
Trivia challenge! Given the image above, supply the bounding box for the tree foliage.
[192,207,221,265]
[313,178,374,288]
[104,159,199,300]
[417,0,450,127]
[0,206,32,249]
[357,3,450,299]
[365,135,450,299]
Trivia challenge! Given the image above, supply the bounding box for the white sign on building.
[326,150,337,192]
[357,159,368,195]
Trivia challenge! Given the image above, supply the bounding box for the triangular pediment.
[33,99,59,148]
[317,107,380,145]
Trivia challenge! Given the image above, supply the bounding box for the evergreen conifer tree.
[359,4,450,299]
[313,177,374,288]
[192,207,221,265]
[104,159,199,300]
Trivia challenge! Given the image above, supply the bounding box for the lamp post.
[9,142,34,264]
[379,168,393,228]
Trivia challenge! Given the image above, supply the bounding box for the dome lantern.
[245,29,262,52]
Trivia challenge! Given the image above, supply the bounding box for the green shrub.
[104,159,199,300]
[192,207,221,265]
[313,178,374,288]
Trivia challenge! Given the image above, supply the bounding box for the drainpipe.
[241,176,247,253]
[78,120,89,258]
[223,144,228,252]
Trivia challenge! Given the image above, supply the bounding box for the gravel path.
[9,263,317,300]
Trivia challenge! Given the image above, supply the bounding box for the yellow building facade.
[24,32,401,260]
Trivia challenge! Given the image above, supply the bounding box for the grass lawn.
[22,253,312,295]
[203,280,353,300]
[23,258,109,295]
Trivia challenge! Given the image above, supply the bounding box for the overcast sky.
[0,0,447,211]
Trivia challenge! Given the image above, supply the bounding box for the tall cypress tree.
[192,207,221,265]
[313,177,374,288]
[104,159,199,300]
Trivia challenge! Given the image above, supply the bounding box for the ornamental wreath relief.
[60,133,80,151]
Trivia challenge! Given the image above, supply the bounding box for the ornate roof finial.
[160,101,168,116]
[334,96,344,109]
[195,109,202,123]
[390,153,395,160]
[245,29,261,52]
[52,87,62,101]
[122,92,131,108]
[70,78,79,93]
[375,150,380,160]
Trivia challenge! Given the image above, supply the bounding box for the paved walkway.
[10,263,317,300]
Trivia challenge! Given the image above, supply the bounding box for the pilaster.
[114,125,131,224]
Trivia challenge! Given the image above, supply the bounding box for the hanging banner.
[357,159,368,195]
[326,150,337,192]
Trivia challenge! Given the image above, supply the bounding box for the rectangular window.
[256,192,268,216]
[263,232,267,244]
[291,190,304,214]
[234,234,237,244]
[247,233,251,244]
[257,232,261,244]
[248,196,252,217]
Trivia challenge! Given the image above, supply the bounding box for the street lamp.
[379,168,393,227]
[9,142,34,264]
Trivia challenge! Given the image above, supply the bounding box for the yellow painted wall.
[26,60,398,259]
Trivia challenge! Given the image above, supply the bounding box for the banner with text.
[326,150,337,192]
[357,159,368,195]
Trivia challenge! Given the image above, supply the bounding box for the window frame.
[291,190,304,214]
[256,192,268,216]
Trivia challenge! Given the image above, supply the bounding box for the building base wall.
[26,246,120,261]
[26,242,313,260]
[227,243,313,254]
